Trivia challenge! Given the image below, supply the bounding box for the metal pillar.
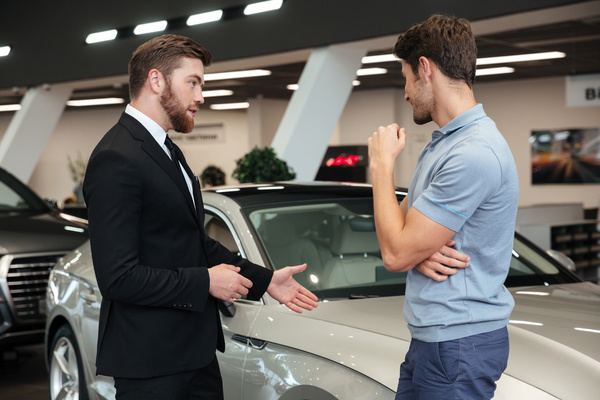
[271,44,367,181]
[0,85,72,183]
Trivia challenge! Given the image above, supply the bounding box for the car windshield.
[245,197,578,300]
[0,168,48,214]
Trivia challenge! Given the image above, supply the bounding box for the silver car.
[45,183,600,400]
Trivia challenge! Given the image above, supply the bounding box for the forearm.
[371,165,412,272]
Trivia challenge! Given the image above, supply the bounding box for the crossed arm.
[368,124,470,280]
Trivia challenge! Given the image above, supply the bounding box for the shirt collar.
[436,104,486,136]
[125,104,168,148]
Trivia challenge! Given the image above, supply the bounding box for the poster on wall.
[530,128,600,184]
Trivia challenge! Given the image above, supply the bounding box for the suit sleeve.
[84,148,211,312]
[203,235,273,301]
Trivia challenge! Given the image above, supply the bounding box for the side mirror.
[45,198,59,209]
[546,249,577,272]
[217,299,236,318]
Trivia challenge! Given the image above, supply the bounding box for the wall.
[337,76,600,209]
[1,75,599,209]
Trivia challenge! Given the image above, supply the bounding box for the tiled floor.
[0,344,49,400]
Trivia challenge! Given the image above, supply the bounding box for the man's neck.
[431,76,477,128]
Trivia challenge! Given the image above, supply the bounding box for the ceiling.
[1,0,599,109]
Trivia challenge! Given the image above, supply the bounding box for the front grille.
[6,255,62,322]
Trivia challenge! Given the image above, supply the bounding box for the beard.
[411,79,434,125]
[159,81,195,133]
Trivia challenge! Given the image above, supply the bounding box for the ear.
[418,56,434,83]
[148,69,163,94]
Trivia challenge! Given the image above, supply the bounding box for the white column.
[271,43,367,181]
[247,95,264,149]
[0,85,72,183]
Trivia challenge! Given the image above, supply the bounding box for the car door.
[204,211,265,400]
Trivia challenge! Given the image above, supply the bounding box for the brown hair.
[128,34,212,100]
[394,15,477,88]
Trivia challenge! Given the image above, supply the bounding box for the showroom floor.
[0,344,49,400]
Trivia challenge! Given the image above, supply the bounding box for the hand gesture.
[208,264,253,303]
[267,264,319,313]
[415,241,470,282]
[368,123,407,170]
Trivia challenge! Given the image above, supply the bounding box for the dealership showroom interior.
[1,1,600,399]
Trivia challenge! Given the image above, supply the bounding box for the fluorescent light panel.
[134,20,168,35]
[476,67,515,76]
[362,54,397,64]
[204,69,271,81]
[362,51,566,67]
[210,102,250,110]
[202,89,233,98]
[0,104,20,112]
[244,0,283,15]
[287,80,360,91]
[357,68,387,76]
[477,51,565,65]
[67,98,125,107]
[187,10,223,26]
[0,46,11,57]
[86,29,118,44]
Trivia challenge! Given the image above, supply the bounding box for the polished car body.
[45,183,600,400]
[0,167,88,348]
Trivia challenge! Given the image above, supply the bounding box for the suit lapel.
[119,113,198,221]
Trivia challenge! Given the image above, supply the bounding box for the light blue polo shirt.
[405,104,518,342]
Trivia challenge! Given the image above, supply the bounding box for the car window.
[0,168,48,213]
[243,197,578,300]
[205,213,240,256]
[246,199,407,299]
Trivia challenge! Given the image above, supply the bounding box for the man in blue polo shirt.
[368,15,518,400]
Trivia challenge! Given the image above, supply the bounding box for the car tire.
[49,324,89,400]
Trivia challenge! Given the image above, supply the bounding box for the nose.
[195,87,205,105]
[404,92,410,103]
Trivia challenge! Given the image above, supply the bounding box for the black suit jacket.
[83,112,273,379]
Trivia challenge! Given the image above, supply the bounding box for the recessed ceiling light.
[210,102,250,110]
[0,46,11,57]
[133,20,168,35]
[476,67,515,76]
[202,89,233,98]
[356,68,388,76]
[244,0,283,15]
[66,98,125,107]
[187,10,223,26]
[477,51,566,66]
[204,69,271,81]
[85,29,118,44]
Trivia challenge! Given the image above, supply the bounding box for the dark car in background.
[0,167,88,348]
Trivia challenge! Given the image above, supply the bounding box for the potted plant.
[200,165,226,187]
[232,146,296,183]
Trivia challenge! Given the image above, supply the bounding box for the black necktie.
[164,135,180,170]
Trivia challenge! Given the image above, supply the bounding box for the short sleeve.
[412,138,502,232]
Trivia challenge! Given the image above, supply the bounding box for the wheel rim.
[50,336,80,400]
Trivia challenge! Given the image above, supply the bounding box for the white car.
[45,183,600,400]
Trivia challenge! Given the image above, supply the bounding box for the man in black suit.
[83,34,318,400]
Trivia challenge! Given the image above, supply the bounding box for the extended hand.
[208,264,253,303]
[415,241,470,282]
[267,264,319,313]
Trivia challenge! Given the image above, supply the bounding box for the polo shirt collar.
[435,104,486,136]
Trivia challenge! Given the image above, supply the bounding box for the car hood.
[0,211,88,255]
[253,282,600,395]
